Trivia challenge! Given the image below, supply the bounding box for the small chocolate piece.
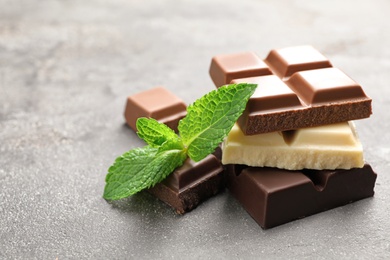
[148,155,225,214]
[209,52,272,88]
[227,164,377,229]
[264,45,332,78]
[210,46,372,135]
[124,87,187,132]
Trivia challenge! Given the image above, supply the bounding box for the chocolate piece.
[222,122,364,170]
[148,155,225,214]
[210,46,372,135]
[124,87,187,132]
[234,71,371,135]
[209,52,272,88]
[227,164,377,229]
[264,45,332,78]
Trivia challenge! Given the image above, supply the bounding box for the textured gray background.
[1,0,389,259]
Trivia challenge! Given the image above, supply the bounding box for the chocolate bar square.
[265,45,332,78]
[209,52,271,88]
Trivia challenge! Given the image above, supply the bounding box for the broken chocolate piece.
[124,87,187,132]
[148,155,225,214]
[210,46,372,135]
[227,164,377,229]
[233,74,371,135]
[222,122,364,170]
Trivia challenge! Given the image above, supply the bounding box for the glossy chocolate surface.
[286,67,367,105]
[265,45,332,78]
[227,164,377,229]
[124,87,187,132]
[212,46,372,135]
[148,155,225,214]
[209,52,272,88]
[234,75,303,111]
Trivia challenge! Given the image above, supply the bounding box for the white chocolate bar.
[222,122,364,170]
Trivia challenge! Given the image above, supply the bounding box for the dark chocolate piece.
[148,155,225,214]
[227,164,377,229]
[124,87,187,132]
[209,46,372,135]
[209,52,272,88]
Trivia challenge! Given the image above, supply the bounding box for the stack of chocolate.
[209,45,377,228]
[123,45,377,228]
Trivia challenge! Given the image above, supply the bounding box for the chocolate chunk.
[209,52,272,88]
[124,87,187,132]
[227,164,377,229]
[210,46,373,135]
[147,155,225,214]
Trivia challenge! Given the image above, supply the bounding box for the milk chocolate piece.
[235,74,371,134]
[210,46,372,135]
[124,87,187,132]
[264,45,332,78]
[148,155,225,214]
[209,52,272,88]
[227,164,377,229]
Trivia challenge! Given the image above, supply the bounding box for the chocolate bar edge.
[239,98,372,135]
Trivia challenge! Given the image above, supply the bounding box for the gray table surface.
[1,0,390,259]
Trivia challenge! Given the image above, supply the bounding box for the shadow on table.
[106,191,175,214]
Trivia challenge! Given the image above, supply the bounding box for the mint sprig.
[103,144,186,200]
[178,83,257,162]
[103,83,257,200]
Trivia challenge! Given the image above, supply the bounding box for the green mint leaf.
[136,117,180,147]
[103,142,186,200]
[104,83,256,200]
[178,83,257,162]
